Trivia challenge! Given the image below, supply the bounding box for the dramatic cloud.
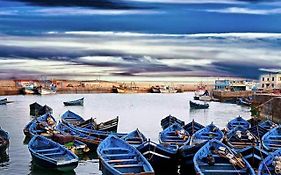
[206,7,281,15]
[0,32,280,80]
[33,8,162,16]
[8,0,136,9]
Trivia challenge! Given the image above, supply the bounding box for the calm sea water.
[0,92,251,175]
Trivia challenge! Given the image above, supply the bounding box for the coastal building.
[214,80,230,90]
[260,72,281,90]
[215,79,256,91]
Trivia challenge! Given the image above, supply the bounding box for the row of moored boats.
[2,109,281,174]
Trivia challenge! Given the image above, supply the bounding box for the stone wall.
[212,90,252,101]
[0,80,20,95]
[257,97,281,123]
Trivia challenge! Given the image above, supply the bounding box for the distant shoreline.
[0,79,215,96]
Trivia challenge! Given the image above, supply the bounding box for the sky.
[0,0,281,81]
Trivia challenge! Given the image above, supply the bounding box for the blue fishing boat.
[194,139,255,175]
[159,123,190,147]
[190,101,209,109]
[0,98,8,105]
[237,98,252,106]
[24,113,57,137]
[160,115,185,130]
[0,127,9,154]
[61,110,119,132]
[122,129,147,147]
[248,125,268,140]
[262,125,281,152]
[97,135,155,175]
[183,119,204,136]
[0,98,13,105]
[179,123,223,167]
[56,122,101,150]
[247,117,261,127]
[259,120,278,131]
[64,121,126,140]
[137,140,178,173]
[258,148,281,175]
[249,120,278,140]
[52,133,90,155]
[28,135,79,171]
[191,123,224,146]
[63,97,84,106]
[227,116,251,130]
[61,110,85,125]
[179,143,202,168]
[225,126,259,150]
[237,146,268,171]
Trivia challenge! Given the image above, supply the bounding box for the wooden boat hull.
[62,110,119,132]
[190,123,224,146]
[237,146,268,171]
[159,123,190,147]
[225,126,259,150]
[262,125,281,152]
[0,98,8,105]
[183,120,204,136]
[63,98,84,106]
[194,140,255,175]
[150,87,160,93]
[24,88,35,94]
[248,125,268,140]
[161,115,185,130]
[66,122,125,140]
[179,143,203,166]
[28,136,79,172]
[97,117,119,132]
[122,129,147,148]
[97,135,155,175]
[56,122,101,151]
[38,88,56,95]
[137,141,178,170]
[258,149,281,175]
[237,98,251,106]
[227,116,251,130]
[23,113,57,137]
[31,154,78,171]
[112,86,125,93]
[0,128,9,154]
[189,101,209,109]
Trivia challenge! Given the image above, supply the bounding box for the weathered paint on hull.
[31,154,78,172]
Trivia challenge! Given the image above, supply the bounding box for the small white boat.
[39,88,56,95]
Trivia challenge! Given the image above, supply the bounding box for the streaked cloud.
[206,7,281,15]
[33,8,163,16]
[0,31,280,80]
[7,0,135,9]
[126,0,244,4]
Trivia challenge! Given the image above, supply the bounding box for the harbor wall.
[0,80,20,95]
[252,94,281,123]
[212,90,252,102]
[0,80,214,95]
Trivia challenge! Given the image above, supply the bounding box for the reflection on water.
[23,136,31,145]
[29,162,76,175]
[0,93,251,175]
[0,153,9,164]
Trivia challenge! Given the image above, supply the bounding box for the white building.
[260,72,281,90]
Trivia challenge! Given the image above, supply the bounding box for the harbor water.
[0,92,251,175]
